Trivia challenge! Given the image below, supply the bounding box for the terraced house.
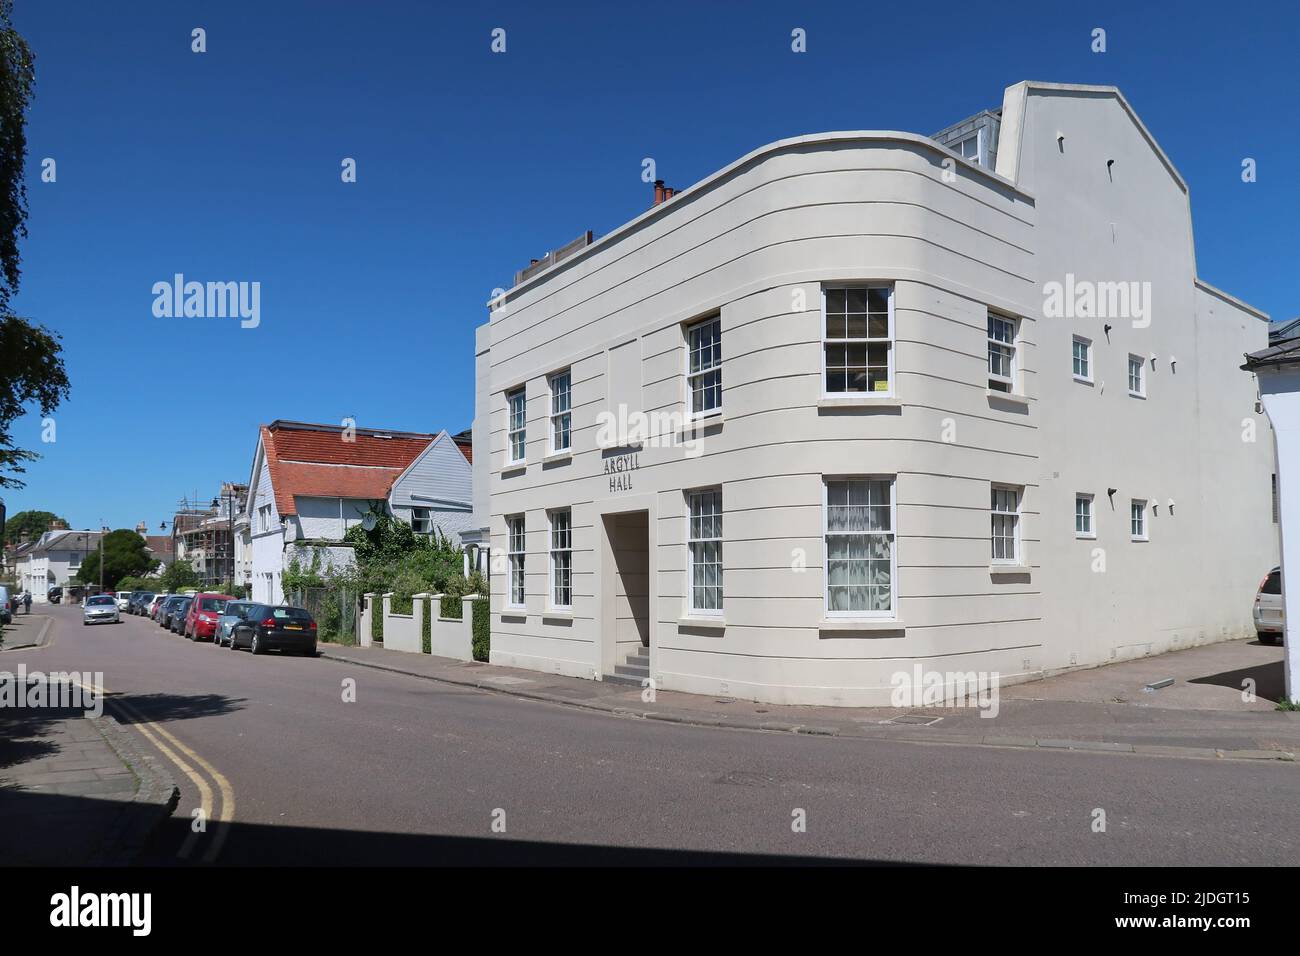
[476,81,1277,706]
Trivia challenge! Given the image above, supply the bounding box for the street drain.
[885,714,944,726]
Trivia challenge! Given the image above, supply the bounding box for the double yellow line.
[76,677,236,863]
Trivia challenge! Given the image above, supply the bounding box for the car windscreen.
[1264,570,1282,594]
[199,597,228,612]
[86,596,115,606]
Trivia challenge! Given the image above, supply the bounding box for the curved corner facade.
[478,84,1276,706]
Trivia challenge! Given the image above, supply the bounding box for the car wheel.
[250,633,263,655]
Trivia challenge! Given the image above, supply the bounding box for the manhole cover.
[885,714,943,726]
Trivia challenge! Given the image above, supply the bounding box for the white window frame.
[506,515,526,608]
[990,484,1022,565]
[258,504,272,533]
[1130,499,1148,541]
[1075,493,1095,539]
[548,370,572,453]
[685,487,723,616]
[685,314,722,419]
[411,507,431,535]
[952,129,984,166]
[1072,336,1092,383]
[1127,354,1146,398]
[822,284,895,398]
[548,509,572,610]
[823,476,897,620]
[506,387,527,464]
[987,312,1019,394]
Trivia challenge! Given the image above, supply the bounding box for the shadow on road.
[1188,659,1284,703]
[103,691,246,725]
[139,810,902,866]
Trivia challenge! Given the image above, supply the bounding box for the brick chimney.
[653,180,665,205]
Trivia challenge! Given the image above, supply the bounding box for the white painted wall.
[482,84,1274,705]
[1258,368,1300,702]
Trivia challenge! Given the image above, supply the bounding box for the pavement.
[0,612,178,865]
[317,633,1300,763]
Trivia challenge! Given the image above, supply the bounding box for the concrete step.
[613,662,650,679]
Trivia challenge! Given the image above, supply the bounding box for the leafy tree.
[158,560,199,593]
[1,508,65,546]
[0,2,69,489]
[75,530,153,591]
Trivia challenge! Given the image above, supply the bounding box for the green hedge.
[421,596,431,654]
[472,598,490,662]
[439,594,461,620]
[371,596,383,643]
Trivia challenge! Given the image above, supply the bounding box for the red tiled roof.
[261,422,436,516]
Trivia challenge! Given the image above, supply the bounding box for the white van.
[115,590,132,611]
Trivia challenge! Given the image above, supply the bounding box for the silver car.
[83,594,120,626]
[1254,567,1284,645]
[214,600,254,647]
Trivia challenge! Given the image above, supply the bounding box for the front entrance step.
[605,645,651,685]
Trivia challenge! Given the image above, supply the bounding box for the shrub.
[439,594,461,619]
[371,595,383,643]
[472,597,490,662]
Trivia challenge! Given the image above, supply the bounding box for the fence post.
[360,592,376,647]
[381,592,394,646]
[461,594,481,661]
[413,593,430,654]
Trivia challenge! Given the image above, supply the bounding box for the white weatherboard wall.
[388,430,474,545]
[481,83,1275,706]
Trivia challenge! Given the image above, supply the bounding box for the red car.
[183,592,235,642]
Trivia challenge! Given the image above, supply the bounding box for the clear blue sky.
[5,0,1298,531]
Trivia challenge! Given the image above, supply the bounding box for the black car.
[158,596,186,629]
[130,591,155,615]
[168,597,193,633]
[229,604,317,656]
[46,586,62,604]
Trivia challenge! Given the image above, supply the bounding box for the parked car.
[47,586,61,604]
[83,593,120,626]
[1255,567,1284,645]
[114,590,132,611]
[229,604,318,656]
[147,593,170,620]
[214,600,255,647]
[129,591,155,615]
[158,596,186,629]
[183,593,235,641]
[0,586,11,625]
[168,597,194,634]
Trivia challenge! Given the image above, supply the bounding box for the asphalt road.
[11,604,1299,865]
